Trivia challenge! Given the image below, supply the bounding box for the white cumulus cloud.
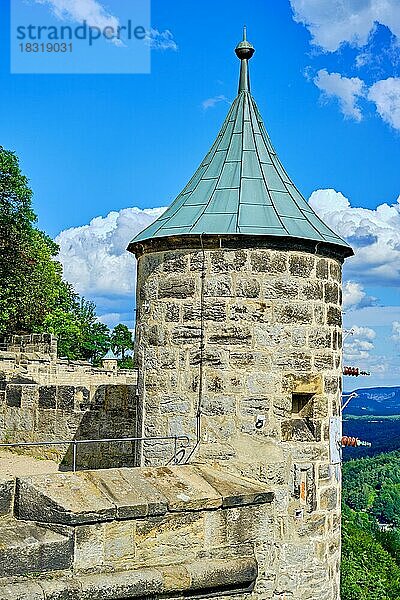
[368,77,400,130]
[391,321,400,344]
[35,0,120,31]
[344,325,376,361]
[56,206,165,300]
[309,189,400,286]
[314,69,365,121]
[343,281,376,311]
[290,0,400,52]
[144,29,178,51]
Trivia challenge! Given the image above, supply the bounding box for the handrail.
[0,435,190,472]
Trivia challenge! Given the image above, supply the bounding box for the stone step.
[0,520,72,577]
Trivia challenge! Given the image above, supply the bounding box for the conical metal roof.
[129,30,352,257]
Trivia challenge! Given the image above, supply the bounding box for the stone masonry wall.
[0,378,139,469]
[0,336,140,469]
[135,245,343,600]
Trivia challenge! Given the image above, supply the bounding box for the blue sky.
[1,0,400,387]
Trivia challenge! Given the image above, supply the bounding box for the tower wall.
[134,242,343,599]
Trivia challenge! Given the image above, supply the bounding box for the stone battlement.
[0,334,139,469]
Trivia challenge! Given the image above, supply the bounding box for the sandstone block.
[300,281,323,301]
[158,276,195,299]
[251,251,287,274]
[6,384,22,408]
[183,302,226,322]
[0,521,72,577]
[236,278,261,298]
[0,582,44,600]
[144,325,168,347]
[172,326,201,344]
[16,472,116,525]
[327,306,342,326]
[201,395,235,416]
[210,249,247,273]
[309,328,332,349]
[324,282,339,304]
[204,275,232,297]
[37,578,82,600]
[329,262,341,282]
[0,476,15,516]
[289,254,315,277]
[275,303,313,325]
[189,348,227,368]
[78,568,163,600]
[84,468,168,519]
[263,278,298,299]
[57,386,74,411]
[208,326,251,346]
[162,252,188,273]
[195,464,274,508]
[139,466,222,512]
[320,487,338,510]
[316,258,329,280]
[164,302,180,322]
[103,520,135,567]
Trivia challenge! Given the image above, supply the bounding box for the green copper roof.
[129,30,352,255]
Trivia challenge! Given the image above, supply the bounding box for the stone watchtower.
[128,30,353,600]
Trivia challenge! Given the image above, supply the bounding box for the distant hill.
[344,386,400,415]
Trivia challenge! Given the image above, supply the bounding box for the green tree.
[0,147,70,334]
[110,323,133,359]
[341,505,400,600]
[371,484,400,527]
[0,146,111,363]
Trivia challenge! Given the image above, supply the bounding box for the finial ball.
[235,36,255,60]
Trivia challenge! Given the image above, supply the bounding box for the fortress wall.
[0,336,140,469]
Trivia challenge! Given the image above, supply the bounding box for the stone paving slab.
[16,472,116,525]
[85,468,168,519]
[15,465,274,524]
[194,463,274,508]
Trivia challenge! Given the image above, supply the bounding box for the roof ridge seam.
[248,95,289,235]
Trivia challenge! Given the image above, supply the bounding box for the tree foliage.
[342,451,400,599]
[110,323,133,359]
[0,146,114,363]
[0,147,72,334]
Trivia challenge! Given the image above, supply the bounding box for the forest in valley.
[342,451,400,599]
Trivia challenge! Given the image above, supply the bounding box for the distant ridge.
[345,386,400,416]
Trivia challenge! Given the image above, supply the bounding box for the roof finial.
[235,27,255,93]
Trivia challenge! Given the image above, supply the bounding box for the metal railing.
[0,435,190,472]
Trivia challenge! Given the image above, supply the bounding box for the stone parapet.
[0,465,270,597]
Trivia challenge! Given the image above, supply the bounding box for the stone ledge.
[15,465,274,525]
[0,557,257,600]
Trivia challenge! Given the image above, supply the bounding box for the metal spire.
[235,26,255,93]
